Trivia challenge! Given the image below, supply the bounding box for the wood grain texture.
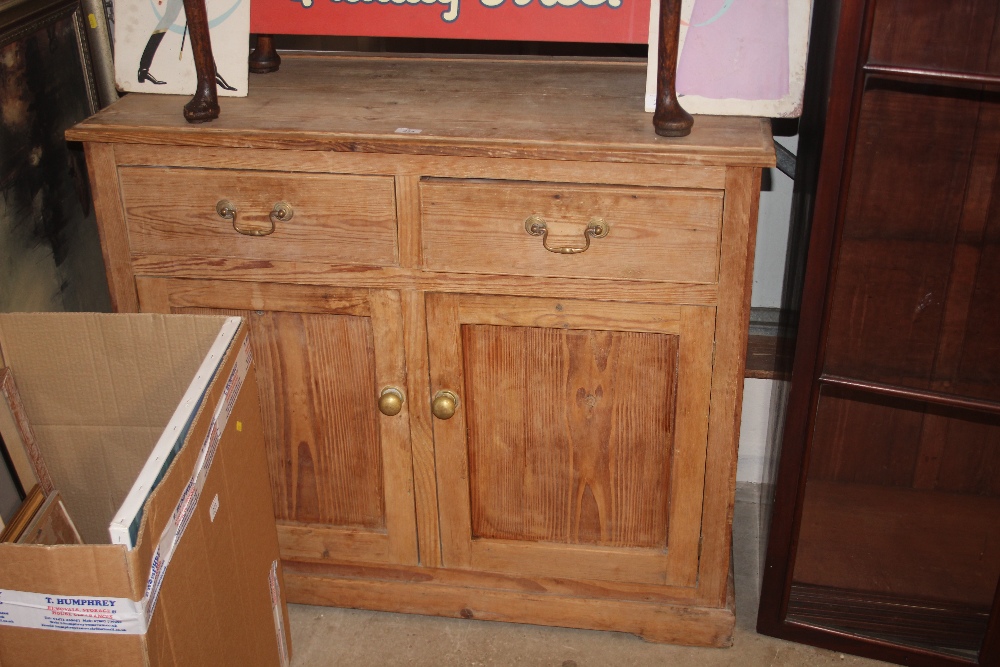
[283,562,736,647]
[462,324,676,550]
[456,295,682,334]
[663,305,716,587]
[698,167,760,606]
[113,144,729,190]
[429,294,719,589]
[421,179,722,283]
[67,55,774,168]
[224,309,387,528]
[128,256,721,306]
[136,277,372,316]
[396,175,423,269]
[118,167,398,267]
[277,523,390,564]
[425,293,474,569]
[135,277,420,566]
[401,290,442,566]
[468,539,671,586]
[368,290,419,564]
[76,54,770,643]
[279,558,707,605]
[83,143,138,312]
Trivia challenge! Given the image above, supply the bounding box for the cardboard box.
[0,313,290,666]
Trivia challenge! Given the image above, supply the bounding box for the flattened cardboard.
[0,313,290,667]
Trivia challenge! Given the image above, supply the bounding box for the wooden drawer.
[420,179,724,283]
[118,166,398,266]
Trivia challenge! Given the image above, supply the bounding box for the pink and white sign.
[645,0,813,117]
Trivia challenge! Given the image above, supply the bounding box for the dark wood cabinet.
[758,1,1000,665]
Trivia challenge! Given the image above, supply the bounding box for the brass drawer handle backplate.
[524,215,609,255]
[217,199,292,237]
[270,201,294,225]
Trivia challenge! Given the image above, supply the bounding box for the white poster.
[645,0,813,117]
[114,0,249,97]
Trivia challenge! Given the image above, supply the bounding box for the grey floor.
[288,493,891,666]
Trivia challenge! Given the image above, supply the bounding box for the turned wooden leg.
[181,0,219,123]
[249,35,281,73]
[653,0,693,137]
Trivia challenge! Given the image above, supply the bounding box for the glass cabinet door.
[762,1,1000,663]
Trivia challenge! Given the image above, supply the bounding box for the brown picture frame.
[0,369,52,497]
[0,0,100,113]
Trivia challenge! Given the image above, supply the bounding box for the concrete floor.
[287,493,892,666]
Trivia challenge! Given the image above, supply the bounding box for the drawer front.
[119,167,398,266]
[420,179,724,283]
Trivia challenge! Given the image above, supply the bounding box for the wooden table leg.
[249,35,281,74]
[181,0,220,123]
[652,0,693,137]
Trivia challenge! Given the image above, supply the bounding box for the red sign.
[250,0,651,44]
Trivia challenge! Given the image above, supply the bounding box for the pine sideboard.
[68,53,774,647]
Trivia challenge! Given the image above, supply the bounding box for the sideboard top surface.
[68,54,775,167]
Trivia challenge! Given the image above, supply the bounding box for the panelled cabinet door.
[136,277,418,566]
[426,293,716,588]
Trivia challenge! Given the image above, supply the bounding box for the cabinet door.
[427,293,715,588]
[136,277,418,566]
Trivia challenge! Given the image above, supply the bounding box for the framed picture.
[0,368,52,498]
[0,0,99,110]
[0,0,112,313]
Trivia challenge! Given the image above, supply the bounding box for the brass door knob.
[378,387,404,416]
[431,390,458,420]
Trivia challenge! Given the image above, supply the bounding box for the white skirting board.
[737,378,786,485]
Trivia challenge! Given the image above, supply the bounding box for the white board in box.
[109,317,241,548]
